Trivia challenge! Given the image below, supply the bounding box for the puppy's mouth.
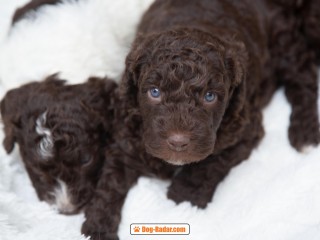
[166,152,211,165]
[145,133,215,165]
[149,149,212,165]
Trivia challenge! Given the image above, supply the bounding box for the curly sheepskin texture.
[0,0,154,88]
[0,0,320,240]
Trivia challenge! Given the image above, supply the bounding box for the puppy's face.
[125,29,245,165]
[20,110,106,214]
[138,53,230,165]
[1,77,116,214]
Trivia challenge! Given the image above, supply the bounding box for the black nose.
[167,134,190,152]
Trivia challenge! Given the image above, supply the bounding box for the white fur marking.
[52,179,76,214]
[35,111,54,159]
[301,145,317,154]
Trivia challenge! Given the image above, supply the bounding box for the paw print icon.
[134,226,140,233]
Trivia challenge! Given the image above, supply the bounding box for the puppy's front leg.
[167,144,255,208]
[167,158,225,208]
[168,110,264,208]
[272,20,320,151]
[283,51,320,151]
[81,148,140,240]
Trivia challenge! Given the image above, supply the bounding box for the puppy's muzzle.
[166,133,190,152]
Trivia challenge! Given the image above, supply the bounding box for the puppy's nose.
[167,134,190,152]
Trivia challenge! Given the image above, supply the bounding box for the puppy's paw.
[300,145,318,154]
[81,221,119,240]
[81,230,119,240]
[288,121,320,152]
[167,180,212,209]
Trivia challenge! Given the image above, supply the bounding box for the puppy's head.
[1,75,117,214]
[122,28,247,165]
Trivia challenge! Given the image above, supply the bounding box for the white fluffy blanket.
[0,1,320,240]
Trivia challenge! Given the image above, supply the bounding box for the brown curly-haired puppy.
[82,0,320,239]
[1,75,116,214]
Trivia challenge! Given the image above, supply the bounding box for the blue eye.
[149,87,161,98]
[204,92,216,102]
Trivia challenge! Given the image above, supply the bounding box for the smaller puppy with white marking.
[0,74,116,214]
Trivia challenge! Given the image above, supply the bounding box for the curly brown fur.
[82,0,320,239]
[267,0,320,151]
[300,0,320,63]
[82,88,177,239]
[1,74,117,214]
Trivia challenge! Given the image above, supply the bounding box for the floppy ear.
[2,123,17,153]
[224,40,248,87]
[214,41,249,151]
[0,82,39,154]
[214,77,249,152]
[119,34,149,109]
[120,66,139,106]
[0,96,20,153]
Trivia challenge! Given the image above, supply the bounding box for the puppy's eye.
[204,92,216,102]
[149,87,161,98]
[81,154,92,165]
